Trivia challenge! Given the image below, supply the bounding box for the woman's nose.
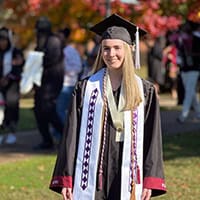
[109,48,115,56]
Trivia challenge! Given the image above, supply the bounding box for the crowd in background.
[0,16,199,148]
[0,16,100,149]
[146,21,200,123]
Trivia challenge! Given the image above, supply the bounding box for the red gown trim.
[143,177,166,191]
[50,176,73,189]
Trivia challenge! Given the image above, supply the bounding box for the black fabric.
[147,37,165,85]
[90,14,147,44]
[176,32,199,72]
[177,74,185,105]
[143,79,165,196]
[0,53,3,77]
[96,87,122,200]
[192,33,200,69]
[50,77,166,199]
[34,33,64,145]
[0,47,24,132]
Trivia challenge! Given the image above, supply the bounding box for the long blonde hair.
[91,42,142,110]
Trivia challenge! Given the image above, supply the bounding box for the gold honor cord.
[106,71,125,142]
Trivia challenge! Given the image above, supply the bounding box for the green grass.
[0,155,61,200]
[0,132,199,199]
[17,108,36,131]
[155,132,200,200]
[0,97,199,199]
[17,98,36,131]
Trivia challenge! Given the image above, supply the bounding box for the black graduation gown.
[50,77,166,199]
[34,34,64,145]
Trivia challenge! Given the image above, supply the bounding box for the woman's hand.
[61,187,73,200]
[141,188,152,200]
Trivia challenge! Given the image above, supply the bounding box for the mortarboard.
[90,13,147,69]
[90,13,147,45]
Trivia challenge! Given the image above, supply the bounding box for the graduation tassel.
[98,171,103,190]
[137,165,141,184]
[130,181,136,200]
[135,26,140,69]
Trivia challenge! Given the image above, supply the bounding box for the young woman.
[50,14,166,200]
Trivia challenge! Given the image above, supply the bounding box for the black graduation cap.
[90,13,147,45]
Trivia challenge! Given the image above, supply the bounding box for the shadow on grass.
[0,108,58,158]
[0,130,58,160]
[163,132,200,161]
[1,106,200,162]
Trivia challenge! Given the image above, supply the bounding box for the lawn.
[0,132,199,200]
[0,97,199,199]
[0,155,60,200]
[155,132,200,200]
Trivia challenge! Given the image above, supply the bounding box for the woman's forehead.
[102,39,124,46]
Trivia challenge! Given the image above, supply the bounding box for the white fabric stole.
[3,49,12,76]
[121,75,144,200]
[73,69,104,200]
[73,69,145,200]
[20,51,44,94]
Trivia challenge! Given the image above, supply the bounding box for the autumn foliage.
[1,0,199,48]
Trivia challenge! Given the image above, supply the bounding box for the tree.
[1,0,200,48]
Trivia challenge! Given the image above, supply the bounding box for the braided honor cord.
[98,69,108,190]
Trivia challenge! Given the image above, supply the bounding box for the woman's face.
[102,39,125,70]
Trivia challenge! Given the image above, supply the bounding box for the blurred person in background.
[177,22,200,123]
[192,24,200,78]
[81,35,101,79]
[0,27,24,145]
[147,36,165,97]
[56,27,82,127]
[163,31,179,99]
[33,16,64,150]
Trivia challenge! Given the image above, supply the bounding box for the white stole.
[20,51,44,94]
[73,68,144,200]
[3,49,12,76]
[121,75,144,200]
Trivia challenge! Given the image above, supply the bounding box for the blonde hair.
[91,44,104,74]
[91,42,142,110]
[122,42,142,110]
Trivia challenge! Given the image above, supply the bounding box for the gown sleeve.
[143,80,167,197]
[49,79,87,194]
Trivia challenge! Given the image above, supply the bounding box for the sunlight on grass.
[155,132,200,200]
[0,132,199,200]
[155,157,200,200]
[0,155,61,200]
[20,98,34,108]
[0,96,200,200]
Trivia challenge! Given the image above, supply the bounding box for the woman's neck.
[107,68,122,91]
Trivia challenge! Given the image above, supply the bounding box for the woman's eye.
[103,47,109,51]
[115,46,121,50]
